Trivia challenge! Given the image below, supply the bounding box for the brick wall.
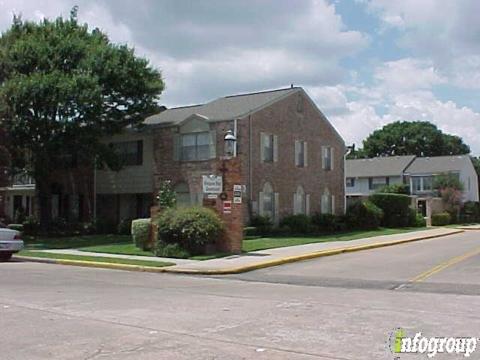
[152,90,345,223]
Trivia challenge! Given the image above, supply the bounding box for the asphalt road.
[1,230,480,360]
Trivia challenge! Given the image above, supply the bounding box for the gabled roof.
[346,155,416,178]
[145,87,301,126]
[405,155,472,175]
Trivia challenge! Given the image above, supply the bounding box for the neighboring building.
[144,86,346,224]
[346,154,479,215]
[0,86,346,225]
[405,155,479,203]
[345,155,415,203]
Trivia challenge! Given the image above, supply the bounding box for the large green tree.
[360,121,470,158]
[0,8,164,228]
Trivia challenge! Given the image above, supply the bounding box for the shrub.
[93,217,117,234]
[7,224,24,233]
[131,218,151,250]
[22,216,39,235]
[156,180,176,208]
[346,201,383,230]
[460,201,480,223]
[249,215,273,235]
[244,226,260,237]
[369,193,411,227]
[155,207,223,254]
[378,183,410,195]
[431,212,451,226]
[155,242,190,259]
[311,213,344,233]
[280,214,313,234]
[117,218,133,235]
[409,208,426,227]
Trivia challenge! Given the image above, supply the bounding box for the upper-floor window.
[261,132,278,163]
[346,178,355,187]
[411,176,433,193]
[322,146,334,171]
[181,132,211,161]
[369,177,389,190]
[112,140,143,166]
[295,140,308,167]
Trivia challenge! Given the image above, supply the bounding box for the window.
[321,189,334,214]
[293,185,308,215]
[346,178,355,187]
[261,133,277,163]
[259,182,276,221]
[112,140,143,166]
[181,132,211,161]
[322,146,334,170]
[411,176,434,193]
[295,140,308,167]
[369,177,388,190]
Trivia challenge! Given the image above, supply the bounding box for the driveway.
[1,230,479,359]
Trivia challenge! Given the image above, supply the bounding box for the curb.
[162,229,465,275]
[14,256,172,273]
[455,227,480,231]
[15,229,464,275]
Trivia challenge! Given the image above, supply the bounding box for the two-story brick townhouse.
[141,86,345,224]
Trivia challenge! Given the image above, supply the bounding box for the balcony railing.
[12,173,35,187]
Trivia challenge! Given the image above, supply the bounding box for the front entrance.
[417,199,427,217]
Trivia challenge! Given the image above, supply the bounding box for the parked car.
[0,223,24,261]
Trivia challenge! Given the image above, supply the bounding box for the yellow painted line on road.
[409,246,480,283]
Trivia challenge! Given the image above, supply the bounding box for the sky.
[1,0,479,154]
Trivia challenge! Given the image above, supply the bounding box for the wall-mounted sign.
[202,175,223,194]
[233,184,242,192]
[223,201,232,214]
[233,197,242,204]
[207,194,218,199]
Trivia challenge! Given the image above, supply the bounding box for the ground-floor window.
[321,188,335,214]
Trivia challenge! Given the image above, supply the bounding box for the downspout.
[233,118,238,157]
[248,115,253,204]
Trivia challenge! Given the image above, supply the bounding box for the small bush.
[93,217,117,234]
[7,224,24,233]
[22,216,39,235]
[460,201,480,223]
[131,218,151,250]
[369,193,411,227]
[346,201,383,230]
[244,226,259,237]
[378,183,410,195]
[117,218,133,235]
[311,213,345,233]
[249,215,273,235]
[431,212,451,226]
[280,214,313,234]
[409,209,426,227]
[156,207,223,254]
[155,242,190,259]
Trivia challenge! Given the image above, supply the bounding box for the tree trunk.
[36,177,52,233]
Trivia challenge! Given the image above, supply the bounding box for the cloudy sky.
[1,0,479,154]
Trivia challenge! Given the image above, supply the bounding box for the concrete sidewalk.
[165,227,463,274]
[29,227,463,274]
[38,249,197,266]
[455,224,480,230]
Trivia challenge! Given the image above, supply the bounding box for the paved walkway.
[166,227,462,273]
[455,224,480,230]
[39,249,198,265]
[37,227,462,273]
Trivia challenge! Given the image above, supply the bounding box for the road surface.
[1,230,479,359]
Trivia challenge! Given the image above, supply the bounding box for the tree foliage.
[359,121,470,158]
[0,8,164,227]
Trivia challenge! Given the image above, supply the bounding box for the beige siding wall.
[96,132,154,194]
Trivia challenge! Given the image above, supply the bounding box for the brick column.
[204,157,244,254]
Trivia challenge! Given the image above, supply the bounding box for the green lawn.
[18,250,174,267]
[242,227,426,252]
[24,234,131,250]
[76,227,426,258]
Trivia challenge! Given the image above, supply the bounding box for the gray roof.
[405,155,472,175]
[346,155,416,178]
[145,87,300,126]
